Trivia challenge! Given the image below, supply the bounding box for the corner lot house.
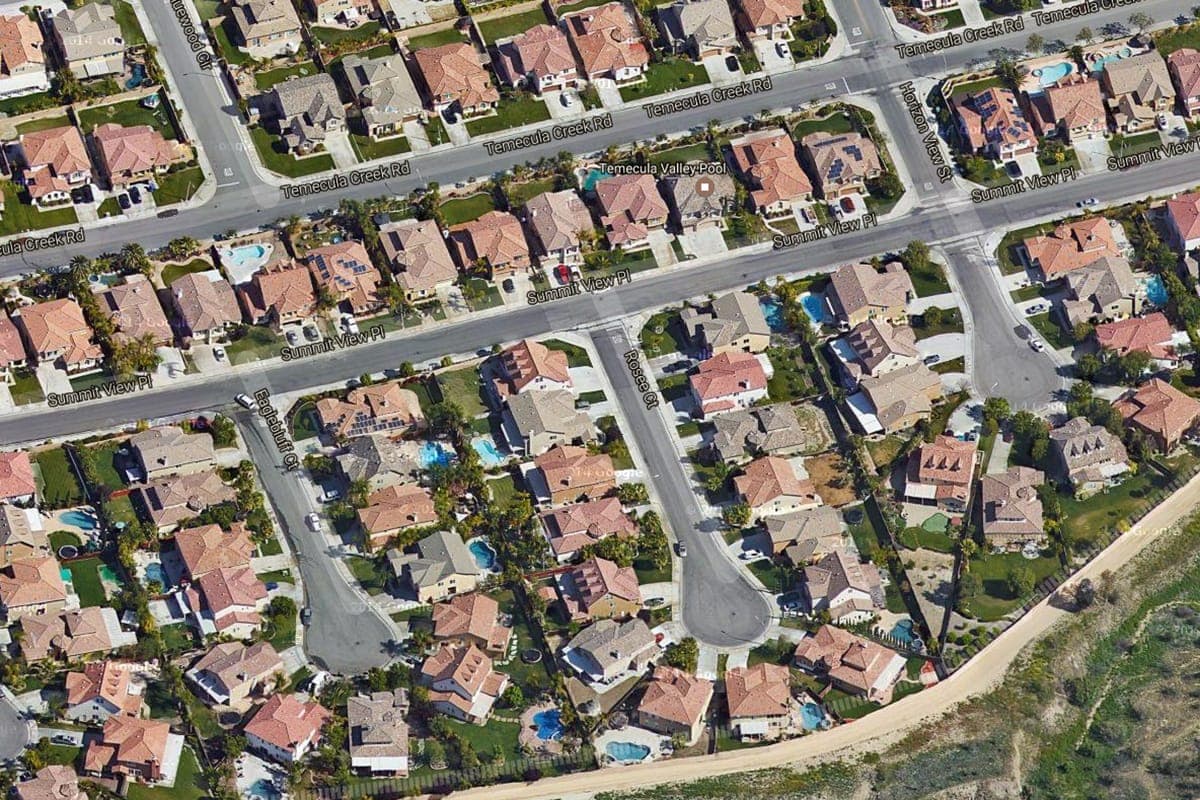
[186,640,283,705]
[227,0,302,56]
[681,291,770,355]
[93,124,188,189]
[1167,48,1200,117]
[535,444,616,505]
[388,529,478,603]
[96,275,173,346]
[734,455,821,519]
[15,767,86,800]
[492,338,571,399]
[130,425,216,481]
[557,555,641,621]
[19,125,92,207]
[728,129,812,217]
[419,643,507,723]
[0,450,37,504]
[342,53,423,139]
[13,298,102,373]
[825,261,914,329]
[1021,217,1121,279]
[594,173,669,251]
[724,663,794,740]
[1100,51,1174,133]
[562,2,649,82]
[305,240,383,316]
[412,43,499,117]
[980,466,1045,549]
[1114,378,1200,452]
[636,666,713,745]
[348,691,409,776]
[83,716,177,784]
[169,271,241,344]
[801,549,883,623]
[903,435,977,513]
[540,497,637,562]
[951,87,1037,161]
[493,25,578,94]
[689,350,769,417]
[315,382,426,439]
[244,694,331,764]
[800,131,882,201]
[1049,416,1130,498]
[65,660,144,723]
[432,592,512,654]
[268,74,346,155]
[561,617,656,687]
[735,0,804,40]
[51,4,123,77]
[0,555,68,620]
[238,263,317,327]
[0,14,50,97]
[1028,74,1107,143]
[658,0,737,59]
[380,218,458,303]
[450,210,531,278]
[0,314,28,384]
[1165,190,1200,252]
[523,189,592,267]
[793,624,905,703]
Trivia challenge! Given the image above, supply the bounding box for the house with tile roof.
[51,3,122,77]
[637,666,713,745]
[1094,311,1177,365]
[1060,255,1141,329]
[724,663,795,740]
[357,483,437,549]
[801,549,883,623]
[539,496,637,561]
[130,425,216,481]
[335,434,421,490]
[305,0,373,27]
[419,642,508,723]
[315,383,425,440]
[0,555,67,620]
[305,240,383,316]
[689,350,770,418]
[523,189,593,266]
[535,444,617,505]
[594,173,669,251]
[18,124,91,206]
[492,338,572,400]
[728,128,812,217]
[764,505,845,563]
[854,361,943,434]
[1168,48,1200,117]
[734,455,821,519]
[980,466,1045,549]
[793,625,905,703]
[709,403,811,464]
[387,529,479,603]
[800,131,882,201]
[557,555,641,620]
[342,52,422,139]
[1048,416,1130,498]
[734,0,804,40]
[561,617,656,687]
[92,123,187,189]
[903,435,977,512]
[494,24,578,93]
[1029,74,1107,142]
[825,261,914,329]
[502,388,594,456]
[268,74,346,155]
[182,565,268,638]
[15,766,87,800]
[379,218,458,302]
[186,640,283,705]
[661,171,734,232]
[951,87,1037,161]
[413,42,499,117]
[0,313,28,384]
[830,318,921,388]
[681,291,770,355]
[170,270,241,344]
[0,14,50,97]
[562,2,649,82]
[20,606,134,663]
[450,210,531,277]
[348,691,410,775]
[1115,378,1200,452]
[134,470,236,533]
[1166,190,1200,252]
[95,275,172,347]
[1101,51,1174,133]
[0,450,37,504]
[658,0,737,59]
[0,505,49,567]
[83,716,176,784]
[432,592,512,654]
[244,694,331,764]
[65,661,144,723]
[227,0,302,55]
[1020,217,1121,279]
[238,263,317,327]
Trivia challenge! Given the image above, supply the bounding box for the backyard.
[541,338,590,367]
[127,748,206,800]
[254,61,317,91]
[960,550,1060,621]
[159,258,212,287]
[249,127,334,178]
[33,447,84,508]
[476,8,551,42]
[440,193,496,226]
[436,366,488,417]
[77,97,176,138]
[766,346,812,402]
[66,557,109,607]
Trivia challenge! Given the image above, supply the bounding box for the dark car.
[117,193,131,210]
[724,54,738,72]
[301,607,313,625]
[157,208,179,218]
[129,186,141,204]
[664,359,692,373]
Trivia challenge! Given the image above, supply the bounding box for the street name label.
[47,374,152,408]
[1032,0,1147,26]
[482,114,615,156]
[641,77,773,119]
[280,161,411,199]
[623,349,660,410]
[0,227,85,257]
[970,166,1078,203]
[527,269,632,305]
[169,0,213,69]
[772,214,879,249]
[1107,137,1200,171]
[899,82,953,183]
[253,388,299,470]
[895,18,1024,58]
[280,325,385,361]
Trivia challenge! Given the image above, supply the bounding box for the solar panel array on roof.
[845,145,863,161]
[828,159,844,179]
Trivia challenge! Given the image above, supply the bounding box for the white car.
[305,512,321,531]
[235,393,255,409]
[213,346,226,361]
[1029,339,1045,352]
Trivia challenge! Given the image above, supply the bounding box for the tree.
[722,503,751,528]
[500,684,525,708]
[1075,26,1093,43]
[425,739,447,770]
[1127,11,1153,33]
[586,535,636,567]
[982,397,1011,426]
[922,305,944,327]
[1026,33,1045,54]
[119,242,152,276]
[617,483,649,505]
[662,637,699,672]
[166,236,200,260]
[209,414,237,448]
[1006,565,1035,597]
[1075,352,1102,380]
[111,333,162,376]
[868,171,904,200]
[1115,350,1151,384]
[704,460,732,494]
[427,401,467,437]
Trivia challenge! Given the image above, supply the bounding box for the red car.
[554,264,571,284]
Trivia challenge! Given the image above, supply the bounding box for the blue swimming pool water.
[1036,61,1073,88]
[222,244,269,269]
[1090,48,1133,73]
[1143,274,1168,307]
[248,779,281,800]
[418,440,453,468]
[759,298,786,332]
[472,437,504,467]
[800,293,826,324]
[606,741,650,763]
[533,709,564,741]
[468,539,496,570]
[60,568,73,583]
[890,618,916,645]
[61,510,96,530]
[801,702,824,731]
[144,562,169,588]
[125,63,146,90]
[583,168,610,192]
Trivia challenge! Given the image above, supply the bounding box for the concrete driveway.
[647,229,677,267]
[703,54,741,86]
[1073,136,1112,174]
[325,131,358,168]
[678,225,726,258]
[916,332,965,361]
[753,39,793,73]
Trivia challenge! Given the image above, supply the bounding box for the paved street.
[0,689,32,762]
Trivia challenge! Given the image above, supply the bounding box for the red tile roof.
[0,451,36,501]
[1094,312,1175,360]
[729,129,812,211]
[244,694,331,752]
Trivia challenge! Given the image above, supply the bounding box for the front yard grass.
[33,447,84,508]
[0,182,78,236]
[249,126,333,178]
[1154,25,1200,57]
[77,97,175,138]
[503,176,556,208]
[111,0,147,45]
[746,558,793,594]
[996,222,1051,275]
[633,555,671,585]
[541,338,591,367]
[460,276,504,310]
[640,310,688,358]
[476,8,551,42]
[9,368,44,405]
[440,192,496,225]
[619,59,709,103]
[788,110,855,139]
[225,325,284,364]
[350,133,411,162]
[1111,131,1164,160]
[346,555,390,595]
[152,166,205,206]
[436,366,488,417]
[907,258,951,297]
[254,61,317,90]
[932,356,965,375]
[911,306,964,339]
[1027,311,1074,351]
[465,94,551,136]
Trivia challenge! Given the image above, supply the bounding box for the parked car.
[923,354,941,365]
[305,512,321,531]
[302,324,320,341]
[340,314,360,334]
[724,54,738,72]
[554,263,571,285]
[117,193,131,210]
[213,346,226,361]
[502,277,515,293]
[775,42,788,58]
[560,93,574,107]
[285,328,300,345]
[301,607,313,625]
[676,541,687,557]
[1029,339,1045,352]
[234,393,255,409]
[129,186,141,204]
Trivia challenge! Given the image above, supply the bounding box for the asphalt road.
[0,691,32,762]
[590,327,772,648]
[233,409,394,674]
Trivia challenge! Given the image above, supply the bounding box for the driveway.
[702,54,741,86]
[677,225,726,259]
[646,229,677,268]
[753,39,793,73]
[544,90,584,121]
[916,332,965,362]
[1073,136,1112,174]
[36,363,69,396]
[594,79,624,108]
[324,131,358,168]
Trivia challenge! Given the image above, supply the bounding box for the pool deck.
[217,231,289,286]
[1018,54,1076,96]
[595,725,669,767]
[519,702,564,755]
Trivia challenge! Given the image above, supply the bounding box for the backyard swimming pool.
[60,510,97,530]
[890,618,917,645]
[582,169,611,192]
[800,702,825,730]
[1090,47,1133,72]
[533,709,564,741]
[144,562,171,589]
[468,538,497,571]
[1032,61,1073,90]
[218,243,273,271]
[472,437,505,467]
[606,741,650,763]
[248,778,281,800]
[418,441,453,468]
[800,293,826,324]
[1142,274,1168,307]
[759,298,786,331]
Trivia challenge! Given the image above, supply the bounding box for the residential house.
[951,87,1038,161]
[793,625,905,703]
[387,529,479,603]
[492,338,571,400]
[1114,378,1200,452]
[1165,190,1200,252]
[689,350,770,417]
[1021,217,1121,279]
[95,275,172,347]
[658,0,738,59]
[379,218,458,303]
[358,483,437,549]
[1100,51,1175,133]
[412,43,498,117]
[244,694,331,764]
[903,435,977,512]
[534,444,616,505]
[82,717,175,784]
[734,0,804,40]
[493,25,578,93]
[238,263,317,327]
[347,691,410,776]
[0,504,49,567]
[134,470,236,533]
[502,388,594,457]
[450,210,532,277]
[636,666,713,745]
[342,53,422,139]
[0,14,50,98]
[314,382,426,439]
[763,505,845,564]
[186,640,283,705]
[825,261,914,329]
[169,270,241,344]
[130,425,216,481]
[539,497,637,562]
[1029,74,1107,142]
[1060,255,1141,329]
[19,607,135,663]
[419,643,508,723]
[174,522,254,580]
[734,455,821,519]
[1167,48,1200,117]
[661,171,734,233]
[65,661,143,723]
[980,466,1045,549]
[432,592,511,654]
[561,2,649,83]
[0,450,36,505]
[92,124,187,189]
[51,4,123,77]
[0,314,28,384]
[557,555,641,620]
[227,0,302,56]
[854,362,943,433]
[18,125,91,207]
[728,129,812,217]
[183,566,268,638]
[268,74,346,155]
[15,767,87,800]
[801,549,883,623]
[561,617,656,687]
[0,555,67,620]
[523,189,593,266]
[305,0,373,26]
[724,663,794,740]
[1094,311,1176,365]
[335,434,421,491]
[709,403,810,464]
[800,131,882,201]
[831,318,921,387]
[305,240,383,316]
[681,291,771,355]
[1048,416,1130,497]
[594,173,669,251]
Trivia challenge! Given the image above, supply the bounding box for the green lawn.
[1111,131,1164,160]
[42,744,81,768]
[907,259,951,297]
[931,7,965,27]
[487,474,519,505]
[264,608,297,650]
[160,258,213,287]
[128,748,206,800]
[249,126,334,178]
[256,568,294,584]
[960,551,1060,621]
[350,133,411,162]
[789,111,855,139]
[406,27,469,50]
[541,338,591,367]
[34,447,84,508]
[0,182,78,236]
[289,400,320,440]
[864,436,904,473]
[67,557,108,607]
[460,277,504,310]
[225,325,283,365]
[503,176,556,208]
[633,555,671,585]
[1154,24,1200,57]
[766,346,811,402]
[111,0,147,45]
[911,306,965,339]
[436,366,488,417]
[1009,284,1051,303]
[440,192,496,225]
[846,506,884,555]
[477,8,551,42]
[996,222,1049,275]
[77,97,176,137]
[1059,469,1174,548]
[346,555,391,595]
[931,356,965,375]
[1027,312,1074,351]
[640,310,687,358]
[88,441,129,491]
[49,530,82,550]
[97,196,122,218]
[898,526,955,553]
[311,21,381,48]
[620,60,710,102]
[15,115,71,134]
[746,558,792,594]
[254,62,317,90]
[465,94,552,137]
[9,368,44,405]
[555,0,612,13]
[647,142,712,165]
[447,717,521,759]
[210,18,249,66]
[423,116,449,147]
[0,91,56,117]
